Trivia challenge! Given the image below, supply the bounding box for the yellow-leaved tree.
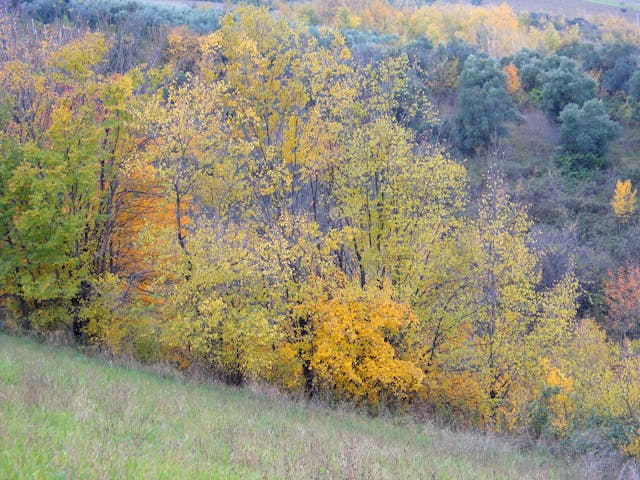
[611,179,637,224]
[463,174,579,431]
[156,223,277,383]
[198,6,355,225]
[302,283,424,407]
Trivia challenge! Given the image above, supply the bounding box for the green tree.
[452,54,519,155]
[559,99,621,169]
[539,59,595,119]
[0,33,113,331]
[627,71,640,102]
[625,71,640,120]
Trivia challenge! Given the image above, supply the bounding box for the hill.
[467,0,640,21]
[0,333,583,479]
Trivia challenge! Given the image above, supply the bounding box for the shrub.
[540,63,596,119]
[558,99,621,169]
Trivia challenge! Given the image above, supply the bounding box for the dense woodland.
[2,0,640,463]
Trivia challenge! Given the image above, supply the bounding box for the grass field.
[482,0,640,21]
[585,0,640,11]
[0,333,591,479]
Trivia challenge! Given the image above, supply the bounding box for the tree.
[507,48,541,92]
[333,117,466,289]
[553,319,640,457]
[0,32,114,331]
[502,62,521,95]
[157,224,278,382]
[425,39,477,100]
[198,7,355,226]
[355,53,438,136]
[539,59,596,119]
[558,99,621,169]
[602,56,637,95]
[0,28,166,340]
[611,179,637,224]
[468,177,540,424]
[627,71,640,102]
[623,70,640,120]
[604,264,640,340]
[452,54,519,155]
[464,174,578,429]
[143,77,224,257]
[304,284,424,407]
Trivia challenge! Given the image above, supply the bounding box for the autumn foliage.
[605,264,640,340]
[1,6,639,462]
[502,62,521,95]
[611,179,638,224]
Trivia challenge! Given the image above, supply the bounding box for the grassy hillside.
[484,0,640,19]
[0,333,583,480]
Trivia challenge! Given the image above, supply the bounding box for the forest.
[1,0,640,466]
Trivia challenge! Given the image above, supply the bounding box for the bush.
[540,63,596,119]
[558,152,607,173]
[559,100,621,169]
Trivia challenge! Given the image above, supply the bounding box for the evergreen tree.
[452,55,519,155]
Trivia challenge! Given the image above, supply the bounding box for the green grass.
[0,333,584,479]
[584,0,640,10]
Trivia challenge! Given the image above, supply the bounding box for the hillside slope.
[469,0,640,21]
[0,334,581,479]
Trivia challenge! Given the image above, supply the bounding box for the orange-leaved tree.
[604,264,640,340]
